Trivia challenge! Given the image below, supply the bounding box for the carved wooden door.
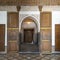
[24,29,34,43]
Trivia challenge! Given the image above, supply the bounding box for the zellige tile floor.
[0,53,60,60]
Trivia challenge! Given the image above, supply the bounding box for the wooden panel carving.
[7,29,19,41]
[8,41,18,52]
[8,12,19,28]
[41,40,51,52]
[7,12,19,52]
[40,12,51,27]
[40,29,51,40]
[0,0,59,5]
[40,12,52,53]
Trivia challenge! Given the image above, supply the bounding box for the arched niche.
[19,17,40,52]
[20,17,38,43]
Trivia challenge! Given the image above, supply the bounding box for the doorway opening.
[24,29,34,43]
[0,24,5,52]
[19,17,39,53]
[52,24,60,53]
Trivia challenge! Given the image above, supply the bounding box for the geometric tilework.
[0,53,60,60]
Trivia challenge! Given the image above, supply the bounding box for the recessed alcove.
[19,17,40,53]
[19,6,40,53]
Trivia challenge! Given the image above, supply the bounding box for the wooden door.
[7,12,19,52]
[40,12,52,53]
[0,24,5,51]
[55,24,60,51]
[24,29,34,43]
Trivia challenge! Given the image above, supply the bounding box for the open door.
[55,24,60,51]
[0,24,5,51]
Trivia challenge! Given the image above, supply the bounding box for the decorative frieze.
[0,0,59,5]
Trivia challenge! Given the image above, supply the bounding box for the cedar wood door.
[55,24,60,51]
[0,24,5,51]
[24,29,34,43]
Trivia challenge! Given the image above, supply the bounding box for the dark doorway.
[0,24,5,51]
[55,24,60,51]
[19,29,39,53]
[24,29,34,43]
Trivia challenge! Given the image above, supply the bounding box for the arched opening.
[19,17,40,53]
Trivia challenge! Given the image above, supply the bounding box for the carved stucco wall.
[19,6,40,32]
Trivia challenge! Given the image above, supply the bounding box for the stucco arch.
[19,15,40,32]
[21,16,38,29]
[20,16,38,44]
[19,15,40,45]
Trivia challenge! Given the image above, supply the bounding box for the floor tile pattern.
[0,53,60,60]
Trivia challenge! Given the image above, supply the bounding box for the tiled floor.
[0,53,60,60]
[20,43,39,52]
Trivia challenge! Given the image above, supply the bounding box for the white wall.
[52,11,60,46]
[42,6,60,11]
[0,11,7,46]
[21,6,39,11]
[0,6,17,12]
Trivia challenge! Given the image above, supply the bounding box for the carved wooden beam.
[0,0,59,5]
[39,6,42,11]
[16,6,21,12]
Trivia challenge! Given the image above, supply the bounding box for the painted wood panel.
[7,29,19,41]
[7,12,19,52]
[7,12,19,28]
[40,12,51,27]
[40,29,51,40]
[8,41,18,52]
[41,40,51,53]
[40,12,52,54]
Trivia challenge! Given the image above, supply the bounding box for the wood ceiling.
[0,0,60,6]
